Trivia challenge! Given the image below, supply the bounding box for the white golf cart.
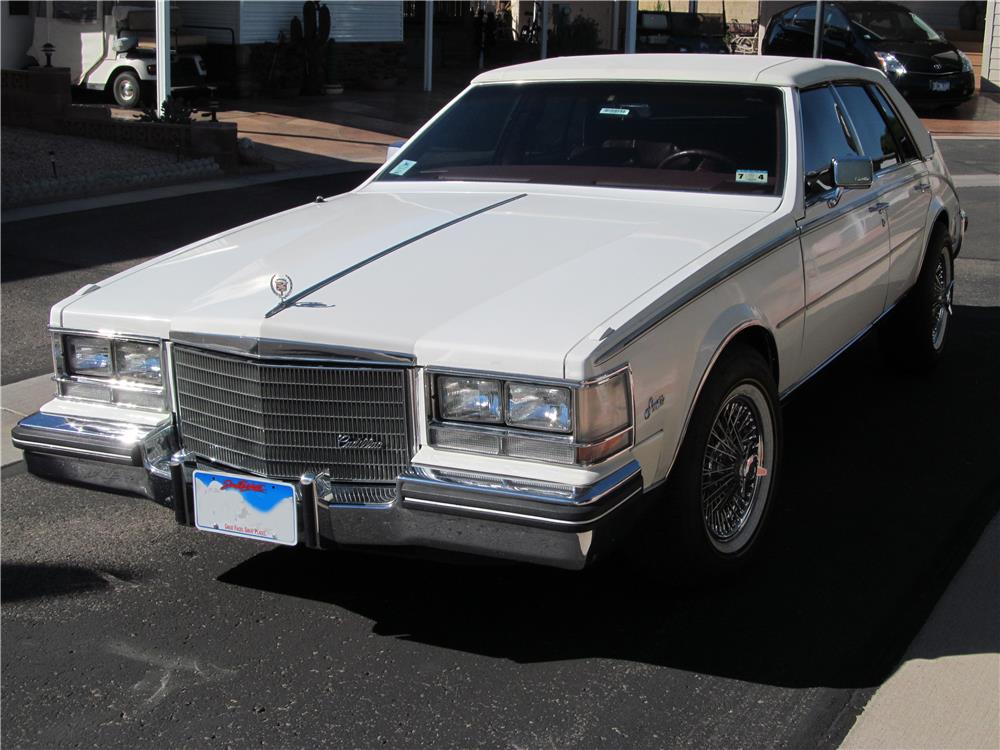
[26,1,210,108]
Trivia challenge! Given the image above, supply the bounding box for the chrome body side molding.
[778,299,900,400]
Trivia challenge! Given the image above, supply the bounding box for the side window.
[823,6,851,41]
[835,84,899,171]
[791,4,816,31]
[867,84,920,162]
[800,86,861,195]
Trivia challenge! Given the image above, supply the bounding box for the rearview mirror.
[832,156,873,189]
[385,140,406,163]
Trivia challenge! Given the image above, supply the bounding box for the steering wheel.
[657,149,735,172]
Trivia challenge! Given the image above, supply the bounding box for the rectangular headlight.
[65,336,112,378]
[56,332,166,411]
[430,367,633,466]
[114,340,162,385]
[438,376,502,423]
[506,382,572,433]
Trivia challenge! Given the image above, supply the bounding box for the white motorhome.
[26,1,208,108]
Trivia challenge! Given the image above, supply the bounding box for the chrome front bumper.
[13,412,647,570]
[11,412,176,503]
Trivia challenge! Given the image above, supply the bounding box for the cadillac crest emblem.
[270,274,293,300]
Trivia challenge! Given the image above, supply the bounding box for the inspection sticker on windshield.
[599,107,631,116]
[389,159,417,176]
[736,169,768,184]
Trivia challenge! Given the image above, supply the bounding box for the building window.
[52,1,98,22]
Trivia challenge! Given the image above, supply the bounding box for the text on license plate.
[192,470,298,545]
[931,80,951,92]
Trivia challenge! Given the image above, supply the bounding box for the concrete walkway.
[918,92,1000,137]
[841,512,1000,749]
[1,374,54,469]
[210,84,461,169]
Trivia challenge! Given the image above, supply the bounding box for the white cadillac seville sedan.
[14,55,966,574]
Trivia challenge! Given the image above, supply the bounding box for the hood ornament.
[270,274,293,300]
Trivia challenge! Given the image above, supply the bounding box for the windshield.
[378,82,784,196]
[846,7,942,42]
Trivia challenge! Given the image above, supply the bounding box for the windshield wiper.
[433,175,531,183]
[593,180,709,192]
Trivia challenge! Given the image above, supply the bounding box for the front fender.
[650,307,771,482]
[579,229,803,489]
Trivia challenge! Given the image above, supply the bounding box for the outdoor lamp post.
[41,42,54,67]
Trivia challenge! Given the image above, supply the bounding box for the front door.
[796,84,891,375]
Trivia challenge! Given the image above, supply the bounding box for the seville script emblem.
[270,274,293,300]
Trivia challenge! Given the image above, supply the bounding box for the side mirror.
[832,156,873,189]
[385,139,406,163]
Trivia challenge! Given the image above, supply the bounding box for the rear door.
[796,84,891,375]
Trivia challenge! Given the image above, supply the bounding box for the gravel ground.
[1,126,193,188]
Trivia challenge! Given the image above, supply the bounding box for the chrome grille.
[173,346,411,482]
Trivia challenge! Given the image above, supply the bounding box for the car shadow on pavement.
[218,306,1000,690]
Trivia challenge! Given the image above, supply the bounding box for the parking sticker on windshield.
[389,159,417,176]
[599,107,631,117]
[736,169,768,184]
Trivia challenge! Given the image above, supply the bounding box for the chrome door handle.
[868,202,890,213]
[914,182,931,193]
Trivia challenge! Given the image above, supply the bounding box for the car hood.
[57,188,775,377]
[870,39,964,74]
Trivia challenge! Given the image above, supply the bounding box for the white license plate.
[193,470,298,546]
[930,80,951,92]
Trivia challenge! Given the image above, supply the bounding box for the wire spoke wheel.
[700,382,774,554]
[929,251,953,351]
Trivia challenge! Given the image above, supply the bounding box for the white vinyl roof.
[473,54,888,89]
